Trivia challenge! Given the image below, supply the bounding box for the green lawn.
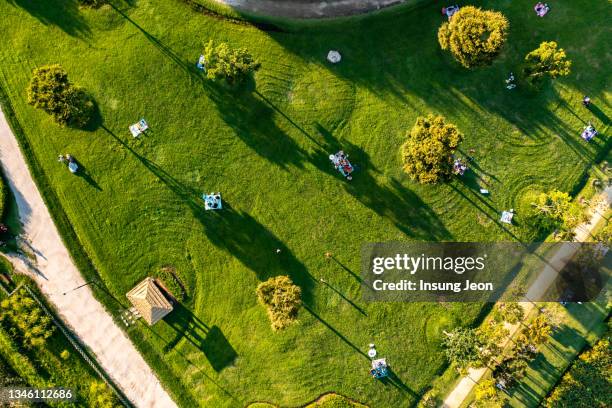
[0,0,610,407]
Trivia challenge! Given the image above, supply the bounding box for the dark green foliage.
[203,40,260,84]
[442,327,484,371]
[492,302,525,325]
[523,41,572,86]
[26,65,95,128]
[530,190,587,238]
[545,333,611,407]
[256,276,301,331]
[0,288,54,348]
[401,115,463,183]
[89,381,119,408]
[438,6,509,68]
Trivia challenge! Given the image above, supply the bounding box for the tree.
[442,327,484,371]
[524,314,552,346]
[493,302,525,325]
[494,355,528,388]
[531,190,587,238]
[473,378,503,408]
[438,6,509,68]
[27,65,95,128]
[523,41,571,86]
[256,276,302,331]
[401,115,463,184]
[203,40,260,84]
[0,288,54,348]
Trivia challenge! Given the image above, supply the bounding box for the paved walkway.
[0,107,176,408]
[212,0,406,19]
[442,186,611,408]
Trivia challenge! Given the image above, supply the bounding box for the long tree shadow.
[101,125,315,302]
[164,304,237,372]
[302,304,368,360]
[7,0,90,38]
[140,319,240,404]
[207,87,310,169]
[311,124,452,240]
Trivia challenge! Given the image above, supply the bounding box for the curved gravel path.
[0,107,177,408]
[212,0,406,19]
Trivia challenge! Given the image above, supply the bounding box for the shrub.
[492,302,525,325]
[256,276,301,331]
[0,288,54,348]
[88,381,118,408]
[442,327,484,371]
[531,190,587,238]
[27,64,95,128]
[60,349,71,360]
[401,115,463,184]
[203,40,260,84]
[523,41,571,86]
[438,6,508,68]
[473,378,503,408]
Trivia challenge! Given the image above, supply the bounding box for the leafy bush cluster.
[256,276,301,331]
[89,381,119,408]
[438,6,509,68]
[203,40,260,84]
[0,288,54,348]
[401,115,463,184]
[545,330,611,407]
[27,65,95,128]
[523,41,572,86]
[529,190,587,239]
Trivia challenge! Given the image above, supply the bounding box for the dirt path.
[442,186,611,408]
[0,107,176,408]
[211,0,406,19]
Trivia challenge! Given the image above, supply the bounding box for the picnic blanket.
[203,193,222,210]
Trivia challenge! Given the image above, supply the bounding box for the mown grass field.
[0,0,610,406]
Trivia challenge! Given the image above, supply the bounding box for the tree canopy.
[523,41,572,86]
[401,115,463,184]
[27,64,95,128]
[203,40,260,84]
[442,327,484,371]
[532,190,587,237]
[256,276,302,331]
[438,6,509,68]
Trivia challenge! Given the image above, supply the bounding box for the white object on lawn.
[500,210,514,224]
[327,50,342,64]
[480,188,489,195]
[203,192,222,210]
[129,118,149,138]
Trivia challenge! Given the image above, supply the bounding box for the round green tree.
[442,327,484,371]
[523,41,572,86]
[27,64,95,128]
[203,40,260,85]
[256,275,301,331]
[401,115,463,184]
[438,6,509,68]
